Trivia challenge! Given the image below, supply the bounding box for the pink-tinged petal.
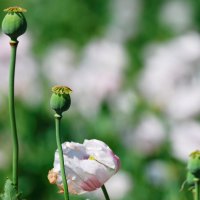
[109,150,120,172]
[84,139,120,171]
[67,179,85,194]
[80,176,102,191]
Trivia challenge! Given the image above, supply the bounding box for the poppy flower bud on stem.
[2,7,27,41]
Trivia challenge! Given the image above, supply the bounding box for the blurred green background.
[0,0,200,199]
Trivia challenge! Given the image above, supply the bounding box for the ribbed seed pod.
[50,86,72,115]
[2,7,27,40]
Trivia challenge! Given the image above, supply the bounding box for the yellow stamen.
[88,155,96,160]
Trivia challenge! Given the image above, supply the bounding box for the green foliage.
[0,179,23,200]
[24,0,110,53]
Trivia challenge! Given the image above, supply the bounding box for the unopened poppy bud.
[187,150,200,179]
[50,85,72,115]
[2,7,27,40]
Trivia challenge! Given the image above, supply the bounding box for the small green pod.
[187,150,200,179]
[50,86,72,115]
[2,7,27,40]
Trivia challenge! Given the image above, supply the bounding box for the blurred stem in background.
[101,184,110,200]
[9,39,19,191]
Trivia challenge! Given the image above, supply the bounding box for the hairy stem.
[101,184,110,200]
[9,39,19,191]
[55,114,69,200]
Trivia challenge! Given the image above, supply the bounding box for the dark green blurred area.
[0,0,200,199]
[0,0,109,54]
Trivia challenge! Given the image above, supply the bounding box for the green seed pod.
[187,150,200,179]
[50,86,72,115]
[2,7,27,40]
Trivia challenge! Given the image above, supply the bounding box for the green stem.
[9,40,19,191]
[55,114,69,200]
[195,179,200,200]
[101,184,110,200]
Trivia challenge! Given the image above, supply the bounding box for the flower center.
[88,155,96,160]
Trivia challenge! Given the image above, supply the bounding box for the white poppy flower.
[48,139,120,195]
